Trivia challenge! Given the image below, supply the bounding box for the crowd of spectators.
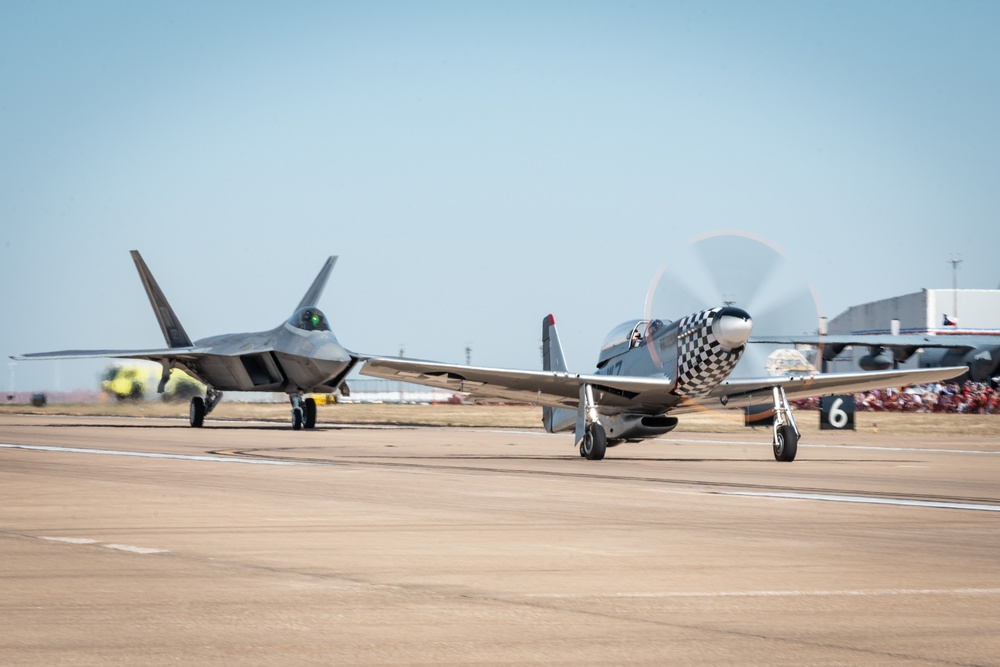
[794,380,1000,414]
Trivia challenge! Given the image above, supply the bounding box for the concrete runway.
[2,414,999,665]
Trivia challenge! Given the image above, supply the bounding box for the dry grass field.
[1,400,996,435]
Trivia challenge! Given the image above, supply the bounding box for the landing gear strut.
[189,388,223,428]
[771,386,799,462]
[575,383,607,460]
[290,395,318,430]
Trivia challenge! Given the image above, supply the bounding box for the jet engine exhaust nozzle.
[713,307,753,350]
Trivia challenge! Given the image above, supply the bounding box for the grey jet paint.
[13,251,357,429]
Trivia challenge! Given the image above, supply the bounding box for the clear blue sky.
[2,1,998,392]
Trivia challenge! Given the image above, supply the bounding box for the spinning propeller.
[643,231,825,379]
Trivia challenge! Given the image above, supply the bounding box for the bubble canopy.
[597,318,670,366]
[287,307,330,332]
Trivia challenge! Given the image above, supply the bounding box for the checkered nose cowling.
[675,307,750,397]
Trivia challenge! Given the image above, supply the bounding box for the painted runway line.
[39,536,167,554]
[103,543,167,554]
[0,443,307,465]
[660,437,1000,455]
[525,587,1000,599]
[720,490,1000,512]
[39,536,98,545]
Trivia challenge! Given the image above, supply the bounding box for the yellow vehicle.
[101,366,145,401]
[311,394,337,405]
[100,365,203,402]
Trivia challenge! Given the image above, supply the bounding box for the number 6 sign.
[820,395,855,430]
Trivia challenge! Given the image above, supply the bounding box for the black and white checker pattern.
[675,307,744,397]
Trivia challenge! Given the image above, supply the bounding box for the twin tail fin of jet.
[130,250,193,349]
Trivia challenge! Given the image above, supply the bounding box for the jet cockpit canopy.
[288,307,331,332]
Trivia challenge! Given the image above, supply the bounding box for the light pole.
[949,255,962,321]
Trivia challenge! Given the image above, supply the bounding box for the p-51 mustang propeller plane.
[362,306,967,461]
[14,251,358,430]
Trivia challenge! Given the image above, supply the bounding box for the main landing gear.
[771,386,799,462]
[189,388,223,428]
[575,383,607,460]
[290,395,317,430]
[579,422,607,460]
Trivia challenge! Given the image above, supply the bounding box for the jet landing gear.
[290,396,317,430]
[189,389,223,428]
[771,386,799,462]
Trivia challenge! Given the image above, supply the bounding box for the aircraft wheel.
[292,407,304,431]
[581,423,607,461]
[189,397,205,428]
[773,424,798,462]
[303,398,317,429]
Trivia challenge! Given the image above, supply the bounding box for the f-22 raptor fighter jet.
[14,251,357,430]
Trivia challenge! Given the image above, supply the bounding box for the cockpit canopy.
[597,318,670,366]
[288,307,331,332]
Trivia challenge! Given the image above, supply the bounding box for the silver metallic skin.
[14,251,359,429]
[362,305,967,461]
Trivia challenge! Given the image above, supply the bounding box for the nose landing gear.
[290,395,317,430]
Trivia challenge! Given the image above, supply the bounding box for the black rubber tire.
[303,398,317,429]
[189,397,205,428]
[773,424,798,462]
[582,423,607,461]
[292,407,304,431]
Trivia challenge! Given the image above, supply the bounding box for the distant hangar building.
[825,288,1000,374]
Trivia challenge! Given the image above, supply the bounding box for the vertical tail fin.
[130,250,193,348]
[297,256,338,309]
[541,314,575,433]
[542,314,567,372]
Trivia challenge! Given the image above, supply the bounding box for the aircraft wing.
[752,334,981,350]
[692,365,969,413]
[11,347,211,362]
[360,357,678,409]
[362,357,968,415]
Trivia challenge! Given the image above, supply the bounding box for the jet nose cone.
[712,307,753,350]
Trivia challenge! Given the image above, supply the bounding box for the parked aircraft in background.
[362,308,966,462]
[14,251,358,429]
[753,331,1000,382]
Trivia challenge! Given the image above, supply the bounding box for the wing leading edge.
[12,347,208,362]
